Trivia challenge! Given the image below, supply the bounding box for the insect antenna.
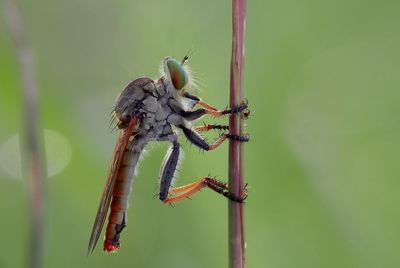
[181,46,196,64]
[181,55,189,65]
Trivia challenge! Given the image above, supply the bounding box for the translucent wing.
[87,117,138,255]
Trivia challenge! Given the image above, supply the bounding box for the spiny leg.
[195,124,229,132]
[182,100,248,119]
[179,124,249,151]
[193,125,250,149]
[198,99,250,119]
[169,178,230,196]
[183,92,250,119]
[204,99,249,117]
[169,97,249,121]
[163,177,247,204]
[165,180,206,203]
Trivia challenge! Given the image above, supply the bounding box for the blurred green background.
[1,0,400,267]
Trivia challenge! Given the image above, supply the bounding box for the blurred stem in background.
[4,1,47,268]
[228,0,246,267]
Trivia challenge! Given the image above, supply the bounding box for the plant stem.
[5,1,47,268]
[228,0,246,268]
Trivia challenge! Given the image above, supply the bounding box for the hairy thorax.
[114,76,185,143]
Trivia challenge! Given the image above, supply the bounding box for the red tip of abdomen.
[104,241,120,253]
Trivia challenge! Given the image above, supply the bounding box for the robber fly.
[87,56,249,255]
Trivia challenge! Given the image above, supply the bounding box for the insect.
[87,56,249,255]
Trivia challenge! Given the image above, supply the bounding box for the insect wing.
[87,117,138,255]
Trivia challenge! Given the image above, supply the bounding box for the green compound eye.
[166,58,187,90]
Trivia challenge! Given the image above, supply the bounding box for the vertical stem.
[228,0,246,268]
[5,1,47,268]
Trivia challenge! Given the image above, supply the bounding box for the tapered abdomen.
[104,147,142,252]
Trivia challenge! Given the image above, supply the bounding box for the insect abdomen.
[103,149,140,252]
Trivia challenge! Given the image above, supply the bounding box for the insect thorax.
[114,76,185,142]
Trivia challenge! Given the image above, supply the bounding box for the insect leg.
[195,124,229,132]
[178,125,249,151]
[159,137,181,201]
[183,92,218,111]
[183,92,249,118]
[179,103,248,120]
[168,98,248,121]
[163,177,247,204]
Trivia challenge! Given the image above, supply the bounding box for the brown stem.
[5,1,47,268]
[228,0,246,268]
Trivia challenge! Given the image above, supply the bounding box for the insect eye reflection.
[166,58,188,90]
